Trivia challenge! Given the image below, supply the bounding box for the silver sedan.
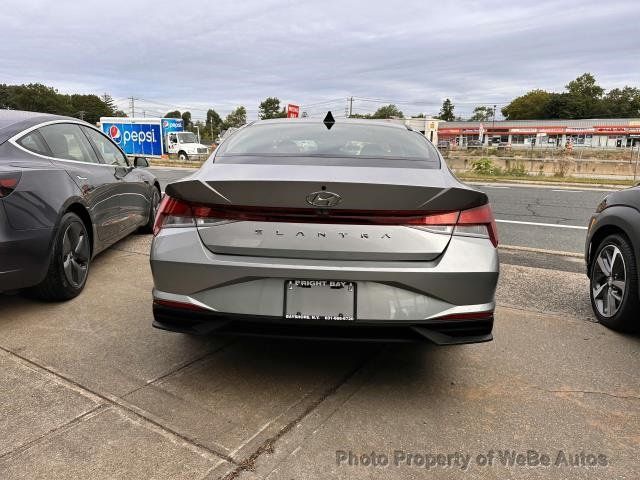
[150,118,499,344]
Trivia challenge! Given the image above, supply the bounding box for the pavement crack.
[0,345,238,467]
[121,339,238,398]
[538,387,640,401]
[0,405,107,463]
[111,248,150,257]
[220,349,381,480]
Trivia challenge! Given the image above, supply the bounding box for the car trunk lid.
[165,163,487,261]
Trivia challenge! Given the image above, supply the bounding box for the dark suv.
[585,185,640,331]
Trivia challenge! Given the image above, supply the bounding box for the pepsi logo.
[162,120,169,127]
[108,125,121,143]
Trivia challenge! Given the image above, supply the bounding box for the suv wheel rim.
[592,244,626,317]
[62,221,90,288]
[151,189,160,220]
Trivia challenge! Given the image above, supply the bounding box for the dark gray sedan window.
[17,130,51,156]
[82,126,128,167]
[38,123,99,164]
[216,123,440,168]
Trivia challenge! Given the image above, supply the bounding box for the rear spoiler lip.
[164,178,489,213]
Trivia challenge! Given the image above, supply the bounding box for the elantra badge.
[306,191,342,207]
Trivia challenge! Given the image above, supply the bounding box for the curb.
[499,244,584,258]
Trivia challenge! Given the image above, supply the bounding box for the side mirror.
[134,157,149,168]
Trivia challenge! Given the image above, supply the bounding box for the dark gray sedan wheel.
[589,234,639,332]
[140,186,161,233]
[32,212,91,300]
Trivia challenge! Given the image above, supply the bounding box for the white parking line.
[551,189,583,193]
[496,219,588,230]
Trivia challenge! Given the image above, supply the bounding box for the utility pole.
[77,111,86,121]
[128,96,140,118]
[631,144,640,184]
[349,97,353,118]
[492,104,496,128]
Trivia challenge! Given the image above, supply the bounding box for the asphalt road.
[150,167,614,255]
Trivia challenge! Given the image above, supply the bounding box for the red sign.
[286,104,300,118]
[538,127,565,134]
[595,126,640,134]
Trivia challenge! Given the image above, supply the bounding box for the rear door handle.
[76,176,88,181]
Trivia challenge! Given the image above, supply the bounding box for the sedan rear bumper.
[150,227,498,344]
[0,203,53,292]
[152,302,494,345]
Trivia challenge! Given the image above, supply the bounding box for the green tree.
[224,106,247,128]
[205,108,224,141]
[437,99,455,121]
[69,94,113,124]
[164,110,181,118]
[563,73,604,118]
[501,89,552,120]
[4,83,71,115]
[566,73,604,99]
[258,97,286,119]
[604,87,640,117]
[100,94,117,113]
[413,113,426,118]
[469,106,495,122]
[370,104,403,119]
[181,111,192,130]
[543,93,573,119]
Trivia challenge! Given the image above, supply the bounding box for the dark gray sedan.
[0,110,161,300]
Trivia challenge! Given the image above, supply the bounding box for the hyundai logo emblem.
[306,191,342,207]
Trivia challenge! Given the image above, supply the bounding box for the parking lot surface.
[1,233,638,479]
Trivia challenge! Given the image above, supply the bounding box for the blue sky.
[1,0,638,120]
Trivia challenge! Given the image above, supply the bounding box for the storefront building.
[438,119,640,148]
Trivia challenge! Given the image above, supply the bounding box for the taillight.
[153,195,498,247]
[454,204,498,247]
[153,196,195,235]
[0,172,22,198]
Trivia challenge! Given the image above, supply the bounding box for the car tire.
[140,186,161,233]
[31,212,91,301]
[178,151,188,161]
[589,233,639,332]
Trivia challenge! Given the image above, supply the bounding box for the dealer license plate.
[284,280,356,321]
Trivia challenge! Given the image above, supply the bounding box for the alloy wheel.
[592,244,626,317]
[62,221,90,288]
[151,189,160,220]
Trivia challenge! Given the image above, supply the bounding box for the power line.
[128,96,141,117]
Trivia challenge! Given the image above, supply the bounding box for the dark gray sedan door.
[37,123,126,242]
[81,126,150,231]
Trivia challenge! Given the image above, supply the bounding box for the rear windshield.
[215,122,440,168]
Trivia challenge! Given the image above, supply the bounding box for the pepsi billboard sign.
[161,118,183,134]
[101,121,163,156]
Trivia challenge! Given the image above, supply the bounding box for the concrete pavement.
[0,234,638,479]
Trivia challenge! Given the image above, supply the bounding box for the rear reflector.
[432,310,494,321]
[153,195,499,247]
[0,172,22,198]
[153,298,207,311]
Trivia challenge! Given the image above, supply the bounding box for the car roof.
[0,110,90,144]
